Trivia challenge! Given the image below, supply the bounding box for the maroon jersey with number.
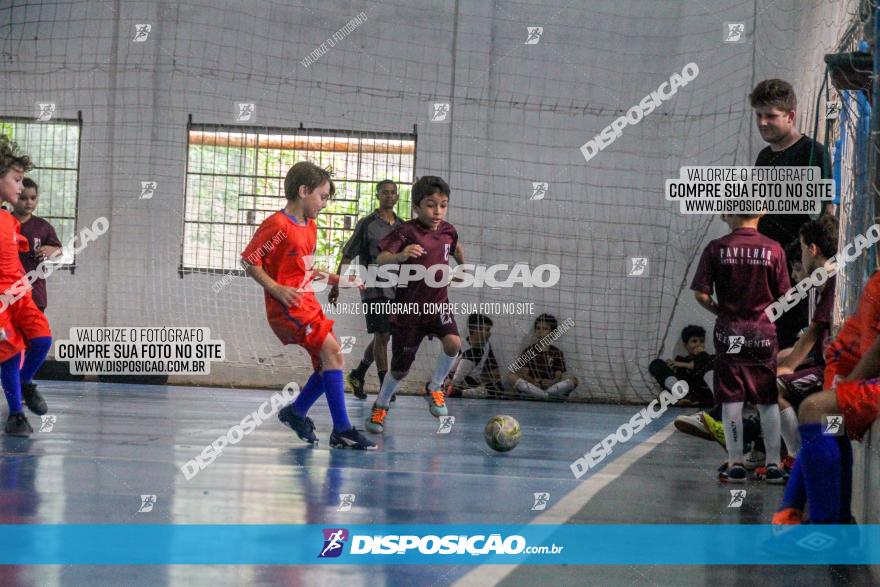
[379,219,458,323]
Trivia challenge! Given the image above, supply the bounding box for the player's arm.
[778,321,822,373]
[694,292,719,316]
[453,242,464,264]
[243,261,301,308]
[377,245,424,264]
[843,332,880,383]
[327,255,353,304]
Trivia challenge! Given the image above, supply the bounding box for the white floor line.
[451,422,678,587]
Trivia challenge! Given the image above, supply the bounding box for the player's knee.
[391,370,408,380]
[570,376,579,388]
[376,332,390,345]
[798,394,824,424]
[778,394,790,410]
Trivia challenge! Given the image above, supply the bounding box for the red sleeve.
[241,215,283,267]
[690,244,714,294]
[379,224,407,254]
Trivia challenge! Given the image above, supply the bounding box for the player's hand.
[270,284,303,309]
[339,275,365,291]
[400,244,426,260]
[666,359,675,368]
[328,285,339,305]
[776,364,794,376]
[37,245,62,262]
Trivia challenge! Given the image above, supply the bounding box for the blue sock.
[1,354,23,414]
[838,436,854,523]
[322,369,351,433]
[291,371,324,417]
[21,336,51,384]
[799,423,842,524]
[781,456,807,511]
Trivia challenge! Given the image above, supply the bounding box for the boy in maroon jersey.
[365,176,464,434]
[13,178,62,312]
[691,213,790,483]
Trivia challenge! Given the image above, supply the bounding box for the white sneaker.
[674,413,713,441]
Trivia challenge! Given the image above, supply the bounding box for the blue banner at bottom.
[0,524,876,565]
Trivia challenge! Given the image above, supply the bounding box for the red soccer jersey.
[241,210,322,322]
[0,211,30,293]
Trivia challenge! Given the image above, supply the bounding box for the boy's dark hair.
[412,176,450,207]
[534,313,558,332]
[784,237,802,268]
[283,161,335,201]
[22,177,38,192]
[681,324,706,343]
[0,136,33,178]
[732,213,761,219]
[749,79,797,112]
[799,215,838,259]
[468,313,493,330]
[376,179,396,193]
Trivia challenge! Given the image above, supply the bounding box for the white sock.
[757,403,782,466]
[664,376,678,392]
[515,378,548,399]
[546,379,575,397]
[451,358,475,385]
[376,372,402,406]
[779,406,801,456]
[429,352,458,391]
[722,402,744,465]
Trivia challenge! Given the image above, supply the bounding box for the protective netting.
[0,0,863,400]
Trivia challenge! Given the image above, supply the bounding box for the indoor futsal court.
[2,0,880,586]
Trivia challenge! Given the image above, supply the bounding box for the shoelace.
[429,391,446,407]
[371,407,388,424]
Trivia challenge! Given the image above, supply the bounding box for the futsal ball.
[484,415,522,452]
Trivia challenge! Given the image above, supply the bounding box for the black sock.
[378,370,386,386]
[352,360,370,379]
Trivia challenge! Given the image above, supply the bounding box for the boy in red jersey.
[242,161,375,450]
[365,175,464,434]
[0,137,53,436]
[691,213,790,484]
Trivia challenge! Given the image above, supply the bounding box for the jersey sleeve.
[43,221,62,247]
[773,245,792,298]
[690,245,714,294]
[342,217,368,260]
[241,215,283,267]
[552,347,566,374]
[378,224,407,254]
[813,279,835,326]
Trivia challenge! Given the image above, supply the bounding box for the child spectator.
[649,325,714,407]
[13,178,62,312]
[445,313,502,398]
[506,313,579,401]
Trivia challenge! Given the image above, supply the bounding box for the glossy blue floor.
[0,380,874,586]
